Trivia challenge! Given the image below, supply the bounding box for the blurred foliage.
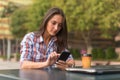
[69,47,118,60]
[9,0,120,54]
[105,47,118,59]
[92,48,98,60]
[92,47,118,60]
[10,8,28,38]
[0,55,7,60]
[92,48,105,60]
[16,53,21,61]
[52,0,120,52]
[10,0,120,38]
[69,48,80,59]
[1,2,18,17]
[26,0,51,31]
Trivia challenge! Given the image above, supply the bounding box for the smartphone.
[57,51,71,61]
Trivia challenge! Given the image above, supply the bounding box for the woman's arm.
[20,51,59,69]
[20,61,48,69]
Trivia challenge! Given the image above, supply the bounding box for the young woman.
[20,7,75,70]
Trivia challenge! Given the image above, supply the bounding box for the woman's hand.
[46,52,59,66]
[56,59,75,70]
[55,60,68,70]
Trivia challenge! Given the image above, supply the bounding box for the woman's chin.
[50,33,56,36]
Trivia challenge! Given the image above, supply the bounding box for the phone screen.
[57,52,71,61]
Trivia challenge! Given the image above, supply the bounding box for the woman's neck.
[43,31,51,46]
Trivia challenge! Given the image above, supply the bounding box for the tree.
[1,2,18,17]
[10,0,120,55]
[0,1,18,58]
[10,8,28,38]
[10,0,51,53]
[52,0,120,54]
[25,0,51,32]
[10,7,29,54]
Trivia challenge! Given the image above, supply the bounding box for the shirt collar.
[39,36,57,43]
[39,36,44,43]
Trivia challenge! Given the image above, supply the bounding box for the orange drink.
[82,54,92,68]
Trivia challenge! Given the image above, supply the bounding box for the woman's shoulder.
[22,32,35,40]
[22,31,42,41]
[23,32,42,41]
[24,32,35,37]
[21,32,35,43]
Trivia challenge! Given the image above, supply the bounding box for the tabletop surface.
[0,68,120,80]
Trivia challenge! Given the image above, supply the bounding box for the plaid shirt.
[20,32,73,62]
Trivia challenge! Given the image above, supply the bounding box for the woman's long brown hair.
[35,7,68,53]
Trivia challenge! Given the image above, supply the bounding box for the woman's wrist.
[66,59,75,68]
[44,61,49,67]
[68,63,75,68]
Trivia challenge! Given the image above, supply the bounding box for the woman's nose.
[54,25,58,30]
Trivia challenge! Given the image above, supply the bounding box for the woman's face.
[46,14,63,36]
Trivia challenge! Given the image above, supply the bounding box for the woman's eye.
[52,21,56,25]
[58,24,62,28]
[51,21,62,28]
